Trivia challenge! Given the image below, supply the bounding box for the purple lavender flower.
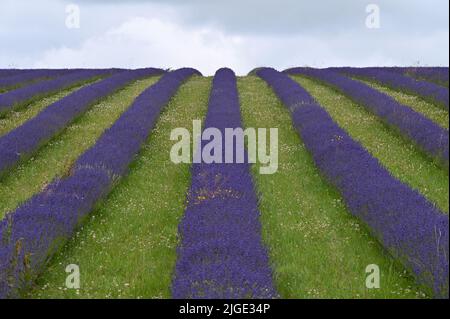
[0,69,75,92]
[0,68,199,299]
[284,67,449,169]
[0,68,164,178]
[171,68,278,299]
[0,69,119,117]
[381,67,449,87]
[257,67,448,298]
[0,70,29,79]
[329,67,449,110]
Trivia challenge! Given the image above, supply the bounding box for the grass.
[292,75,449,213]
[0,77,159,220]
[27,76,211,299]
[0,76,107,119]
[238,76,429,299]
[357,78,449,129]
[351,76,449,111]
[0,76,108,119]
[0,82,94,137]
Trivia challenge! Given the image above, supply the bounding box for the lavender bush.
[284,67,449,169]
[171,68,277,299]
[0,68,164,178]
[0,69,73,92]
[0,69,119,117]
[257,67,449,298]
[330,67,449,110]
[383,67,449,87]
[0,68,199,299]
[0,70,28,79]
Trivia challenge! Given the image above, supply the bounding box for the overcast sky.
[0,0,448,75]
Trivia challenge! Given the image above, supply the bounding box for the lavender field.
[0,66,447,299]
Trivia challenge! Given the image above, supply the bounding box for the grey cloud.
[77,0,449,35]
[0,0,448,69]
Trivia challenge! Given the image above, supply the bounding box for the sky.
[0,0,448,75]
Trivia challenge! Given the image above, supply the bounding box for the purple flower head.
[171,68,278,299]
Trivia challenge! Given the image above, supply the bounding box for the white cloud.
[32,15,449,76]
[34,17,249,75]
[2,0,446,74]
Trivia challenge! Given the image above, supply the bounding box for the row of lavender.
[328,67,449,110]
[383,67,449,88]
[1,67,447,89]
[0,68,164,178]
[0,69,64,78]
[0,69,120,117]
[0,69,77,92]
[285,68,449,169]
[0,70,29,79]
[256,68,449,298]
[0,68,199,298]
[171,68,277,298]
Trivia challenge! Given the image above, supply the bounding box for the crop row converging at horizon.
[0,66,448,299]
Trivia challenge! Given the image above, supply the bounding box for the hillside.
[0,67,448,299]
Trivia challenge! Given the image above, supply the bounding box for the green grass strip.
[292,75,449,214]
[238,76,429,299]
[28,76,211,299]
[357,79,449,129]
[0,77,159,220]
[0,82,94,137]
